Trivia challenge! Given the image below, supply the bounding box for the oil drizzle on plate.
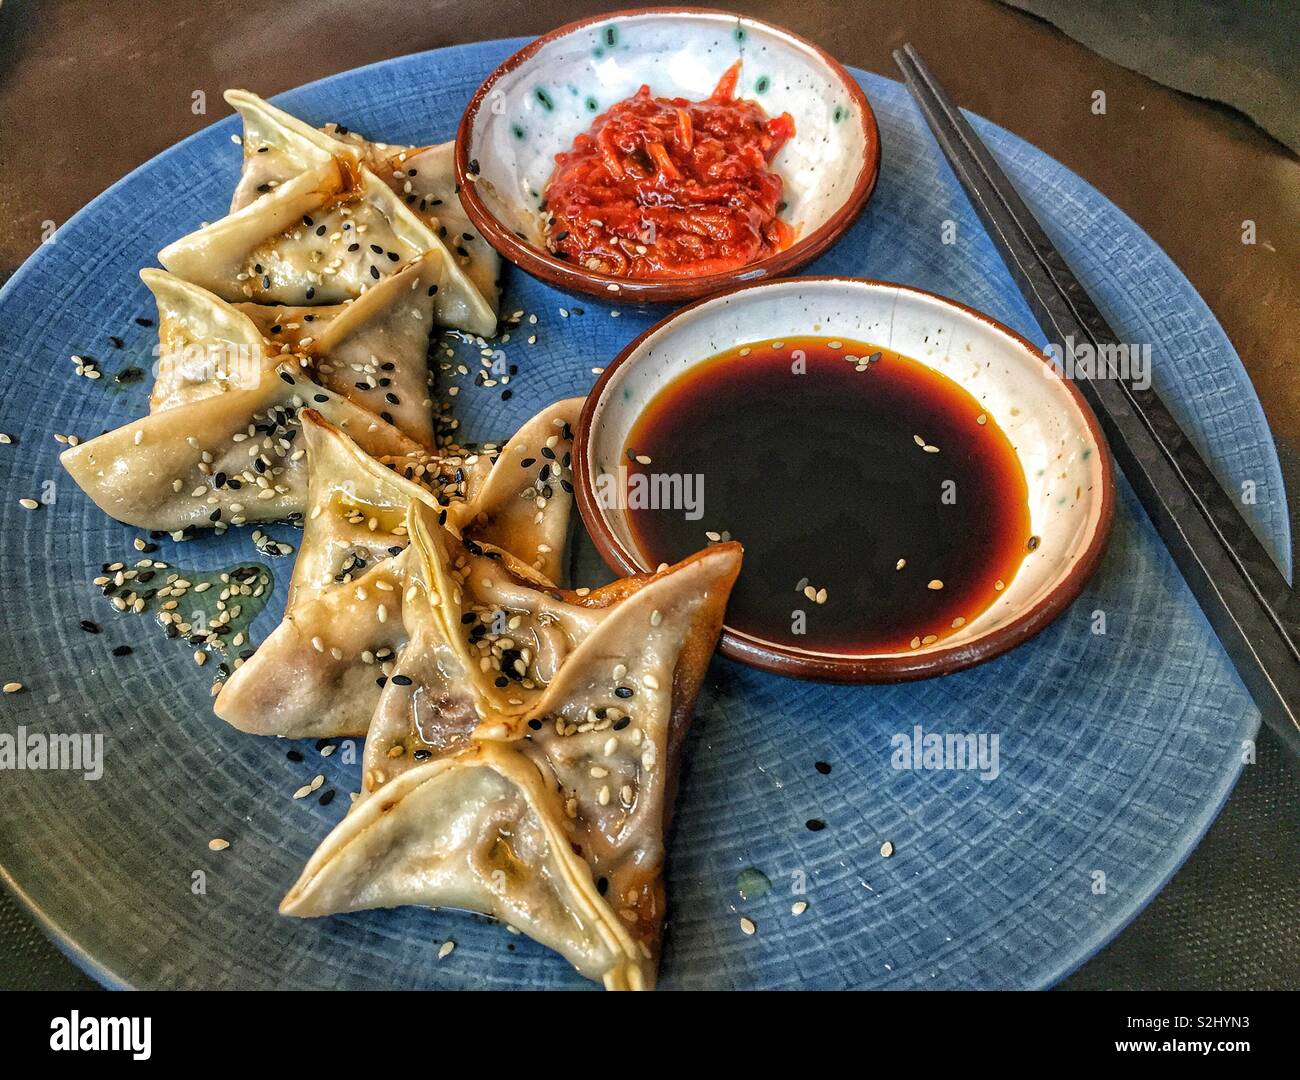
[95,560,274,676]
[624,337,1032,654]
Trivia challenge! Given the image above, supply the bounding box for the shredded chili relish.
[542,63,796,279]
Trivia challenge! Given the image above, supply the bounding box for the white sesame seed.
[438,940,455,959]
[739,916,756,936]
[208,838,230,851]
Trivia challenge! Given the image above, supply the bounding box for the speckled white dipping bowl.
[455,8,881,303]
[575,277,1115,681]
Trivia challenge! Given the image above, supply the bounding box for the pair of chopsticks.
[894,44,1300,757]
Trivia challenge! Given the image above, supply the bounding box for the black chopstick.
[894,43,1300,757]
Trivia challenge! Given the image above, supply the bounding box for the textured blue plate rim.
[0,36,1287,991]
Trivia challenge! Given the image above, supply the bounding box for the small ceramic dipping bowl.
[455,8,881,304]
[575,277,1115,681]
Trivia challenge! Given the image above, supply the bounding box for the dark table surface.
[0,0,1296,990]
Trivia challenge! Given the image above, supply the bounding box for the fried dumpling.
[59,362,426,533]
[218,90,498,333]
[144,252,441,446]
[225,90,499,317]
[212,411,445,739]
[284,743,648,988]
[214,398,581,738]
[282,495,743,989]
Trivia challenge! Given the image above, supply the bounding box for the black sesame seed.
[528,719,542,730]
[612,717,631,730]
[286,749,304,763]
[79,619,101,634]
[112,645,133,657]
[391,674,413,686]
[614,686,633,699]
[815,761,832,775]
[806,818,827,832]
[318,789,336,806]
[369,265,381,280]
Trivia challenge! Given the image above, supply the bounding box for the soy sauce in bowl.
[622,336,1032,656]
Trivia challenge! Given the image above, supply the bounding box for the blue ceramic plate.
[0,38,1287,990]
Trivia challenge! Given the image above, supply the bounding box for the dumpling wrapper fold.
[60,361,428,532]
[282,743,649,989]
[214,398,580,738]
[208,93,496,337]
[144,252,442,447]
[282,494,743,989]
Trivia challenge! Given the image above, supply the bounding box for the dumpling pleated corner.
[167,89,498,337]
[214,397,581,739]
[280,493,743,990]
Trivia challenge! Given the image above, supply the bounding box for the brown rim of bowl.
[574,275,1117,683]
[454,7,882,305]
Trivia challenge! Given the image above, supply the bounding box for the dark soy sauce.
[624,337,1032,654]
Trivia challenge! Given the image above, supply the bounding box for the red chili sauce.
[542,63,796,279]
